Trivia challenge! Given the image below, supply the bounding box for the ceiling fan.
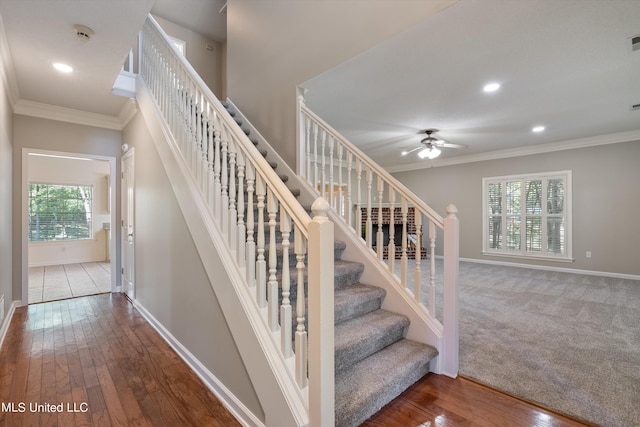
[401,129,468,159]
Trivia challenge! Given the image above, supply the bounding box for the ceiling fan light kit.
[402,128,468,160]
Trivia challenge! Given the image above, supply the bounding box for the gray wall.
[122,111,264,420]
[0,54,12,315]
[12,115,122,302]
[392,141,640,276]
[153,15,224,99]
[226,0,454,170]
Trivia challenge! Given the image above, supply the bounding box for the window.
[168,36,185,55]
[28,183,93,242]
[482,171,572,260]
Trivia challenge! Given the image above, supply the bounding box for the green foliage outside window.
[28,183,92,242]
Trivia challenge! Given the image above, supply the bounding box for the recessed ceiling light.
[532,126,545,133]
[53,62,73,73]
[483,82,501,92]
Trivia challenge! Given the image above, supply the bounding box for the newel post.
[308,197,335,427]
[442,204,460,378]
[296,88,308,177]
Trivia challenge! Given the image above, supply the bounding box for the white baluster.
[305,116,312,184]
[388,188,396,273]
[429,220,437,315]
[320,130,327,198]
[237,150,246,268]
[256,175,266,307]
[207,118,215,208]
[294,225,308,388]
[356,159,362,238]
[337,144,344,219]
[401,198,408,288]
[377,175,384,260]
[366,168,373,250]
[346,151,353,230]
[280,208,292,358]
[246,164,256,287]
[267,189,279,332]
[228,136,237,252]
[313,122,319,190]
[414,210,422,304]
[213,115,222,220]
[220,127,229,237]
[328,135,334,208]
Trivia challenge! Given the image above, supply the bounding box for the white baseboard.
[460,257,640,281]
[0,300,19,350]
[131,299,264,427]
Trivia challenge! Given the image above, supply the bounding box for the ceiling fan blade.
[402,145,423,155]
[439,142,468,149]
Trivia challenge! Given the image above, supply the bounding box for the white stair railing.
[139,16,335,426]
[298,96,459,377]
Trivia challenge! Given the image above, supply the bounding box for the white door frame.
[121,148,135,300]
[20,148,119,305]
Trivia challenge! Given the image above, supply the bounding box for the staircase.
[223,103,438,426]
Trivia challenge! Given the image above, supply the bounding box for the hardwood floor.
[0,293,240,427]
[362,374,592,427]
[1,293,591,427]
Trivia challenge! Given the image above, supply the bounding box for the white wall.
[122,110,264,422]
[153,15,224,98]
[0,17,13,319]
[27,155,110,266]
[12,115,121,302]
[392,141,640,276]
[226,0,456,169]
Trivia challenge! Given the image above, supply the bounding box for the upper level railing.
[139,16,335,426]
[297,97,459,377]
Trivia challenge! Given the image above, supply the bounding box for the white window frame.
[168,36,186,56]
[482,170,573,262]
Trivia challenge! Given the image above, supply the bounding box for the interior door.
[121,149,135,300]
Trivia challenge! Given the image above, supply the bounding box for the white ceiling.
[302,0,640,170]
[0,0,154,117]
[151,0,227,42]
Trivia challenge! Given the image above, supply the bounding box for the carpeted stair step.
[334,309,409,373]
[335,339,438,427]
[265,240,346,265]
[278,259,364,301]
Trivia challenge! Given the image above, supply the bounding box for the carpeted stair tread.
[335,339,437,427]
[334,284,386,324]
[335,309,409,372]
[278,259,364,293]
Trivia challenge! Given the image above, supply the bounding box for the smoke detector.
[73,24,94,42]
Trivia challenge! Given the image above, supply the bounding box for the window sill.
[482,251,574,263]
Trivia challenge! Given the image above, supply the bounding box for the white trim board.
[132,300,264,427]
[460,257,640,281]
[0,300,19,350]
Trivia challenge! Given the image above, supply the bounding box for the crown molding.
[13,99,123,130]
[0,14,19,107]
[118,98,138,128]
[385,129,640,173]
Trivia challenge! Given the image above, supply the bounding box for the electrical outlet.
[586,251,592,258]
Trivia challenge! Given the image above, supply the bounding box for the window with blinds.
[482,171,572,260]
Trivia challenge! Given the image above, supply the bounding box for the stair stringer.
[136,79,309,427]
[225,98,447,376]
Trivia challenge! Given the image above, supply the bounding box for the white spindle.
[377,175,384,261]
[356,159,362,238]
[429,220,437,315]
[313,123,319,189]
[366,168,373,250]
[328,135,334,207]
[220,127,229,237]
[305,117,312,183]
[267,189,279,332]
[388,188,396,273]
[246,163,256,287]
[337,144,344,218]
[228,137,237,252]
[294,226,308,388]
[346,151,353,230]
[256,175,266,307]
[280,208,292,358]
[237,150,246,268]
[414,211,422,304]
[321,130,327,199]
[401,198,408,288]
